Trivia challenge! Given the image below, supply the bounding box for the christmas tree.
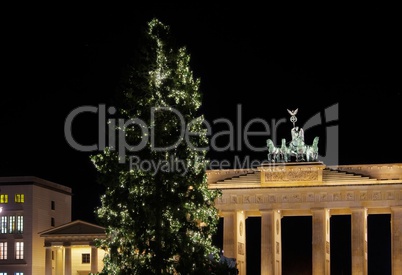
[90,18,233,274]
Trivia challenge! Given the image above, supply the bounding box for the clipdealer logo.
[64,103,339,173]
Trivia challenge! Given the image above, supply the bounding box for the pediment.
[39,220,105,237]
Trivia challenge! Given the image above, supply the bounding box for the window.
[14,194,24,203]
[0,241,7,259]
[0,215,23,234]
[0,272,7,275]
[8,216,15,233]
[16,216,23,234]
[15,242,23,259]
[0,195,8,204]
[51,217,55,227]
[15,273,23,275]
[82,253,90,264]
[1,216,7,233]
[51,201,55,210]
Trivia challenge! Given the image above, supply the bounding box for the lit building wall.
[0,176,72,275]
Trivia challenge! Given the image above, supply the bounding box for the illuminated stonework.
[207,162,402,275]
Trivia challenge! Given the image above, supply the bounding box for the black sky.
[1,6,401,266]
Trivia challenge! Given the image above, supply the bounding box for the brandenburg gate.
[207,162,402,275]
[206,109,402,275]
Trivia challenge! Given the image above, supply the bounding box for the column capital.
[310,207,329,211]
[391,206,402,211]
[260,209,282,216]
[311,208,331,217]
[259,208,274,212]
[220,210,236,216]
[350,207,368,211]
[350,207,368,215]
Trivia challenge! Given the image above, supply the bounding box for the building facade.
[0,176,105,275]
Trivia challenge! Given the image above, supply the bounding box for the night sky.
[1,4,401,274]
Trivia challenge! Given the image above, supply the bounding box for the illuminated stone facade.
[0,177,105,275]
[207,162,402,275]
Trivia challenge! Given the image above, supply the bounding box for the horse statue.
[266,139,281,162]
[264,108,320,163]
[280,138,291,162]
[266,111,320,162]
[291,138,307,161]
[306,136,319,162]
[288,127,306,161]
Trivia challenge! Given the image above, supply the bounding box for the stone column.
[261,209,281,275]
[312,208,330,275]
[222,211,236,258]
[391,206,402,275]
[236,211,246,275]
[45,245,52,275]
[56,247,63,275]
[351,208,367,275]
[91,245,99,273]
[64,243,72,275]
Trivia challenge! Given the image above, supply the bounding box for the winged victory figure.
[287,108,298,116]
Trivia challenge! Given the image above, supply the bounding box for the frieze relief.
[216,190,399,205]
[243,195,250,204]
[346,192,355,201]
[333,192,341,201]
[307,193,315,202]
[359,192,367,200]
[320,193,328,202]
[373,192,382,200]
[231,195,239,204]
[387,192,395,200]
[256,194,264,203]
